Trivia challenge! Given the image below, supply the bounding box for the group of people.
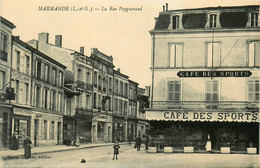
[64,134,80,147]
[10,132,32,159]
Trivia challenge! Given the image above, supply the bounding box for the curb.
[1,142,128,159]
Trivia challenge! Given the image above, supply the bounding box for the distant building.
[146,5,259,153]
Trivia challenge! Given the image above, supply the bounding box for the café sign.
[177,71,252,78]
[146,111,259,123]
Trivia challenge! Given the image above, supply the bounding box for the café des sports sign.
[146,111,259,123]
[177,71,252,78]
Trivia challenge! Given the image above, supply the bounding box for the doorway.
[34,119,38,147]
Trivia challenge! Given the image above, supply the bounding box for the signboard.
[146,111,259,123]
[177,71,252,78]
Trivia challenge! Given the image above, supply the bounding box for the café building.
[146,5,259,153]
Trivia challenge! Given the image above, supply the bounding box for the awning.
[146,111,259,123]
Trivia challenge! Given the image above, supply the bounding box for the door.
[108,126,111,142]
[57,122,61,144]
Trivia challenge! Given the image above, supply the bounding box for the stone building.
[0,17,16,149]
[146,5,259,153]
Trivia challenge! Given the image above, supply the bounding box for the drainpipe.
[151,33,155,108]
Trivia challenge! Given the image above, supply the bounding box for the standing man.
[145,134,149,150]
[135,135,142,151]
[23,136,32,159]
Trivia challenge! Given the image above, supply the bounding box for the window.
[114,98,118,113]
[119,100,123,115]
[94,71,97,88]
[102,96,106,111]
[98,75,101,90]
[103,77,106,92]
[169,44,183,67]
[26,56,30,75]
[50,121,55,140]
[120,82,123,96]
[108,97,111,111]
[15,80,19,103]
[51,91,56,110]
[109,77,112,92]
[205,80,219,109]
[0,33,8,61]
[124,101,127,115]
[93,92,97,109]
[57,92,63,111]
[129,87,133,100]
[115,80,119,94]
[86,69,91,84]
[248,41,259,67]
[52,67,57,85]
[44,65,49,82]
[35,85,40,107]
[59,71,63,87]
[125,83,128,97]
[0,71,5,92]
[210,14,217,28]
[251,13,258,27]
[24,83,29,105]
[168,81,181,102]
[98,94,101,109]
[35,60,41,79]
[248,80,259,102]
[172,15,180,29]
[42,88,48,109]
[206,42,221,67]
[16,51,20,71]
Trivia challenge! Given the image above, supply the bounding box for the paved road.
[1,145,259,168]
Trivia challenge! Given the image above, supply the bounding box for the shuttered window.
[205,80,219,109]
[168,81,181,101]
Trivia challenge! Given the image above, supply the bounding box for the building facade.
[146,5,259,153]
[0,17,16,149]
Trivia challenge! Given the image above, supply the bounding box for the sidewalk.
[1,142,127,159]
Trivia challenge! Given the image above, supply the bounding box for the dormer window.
[206,12,221,29]
[251,13,258,27]
[210,14,217,28]
[173,16,180,29]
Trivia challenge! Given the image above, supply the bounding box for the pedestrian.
[112,141,120,160]
[145,134,149,150]
[135,135,142,151]
[23,136,32,159]
[74,134,80,147]
[128,134,132,146]
[205,134,211,153]
[10,133,19,150]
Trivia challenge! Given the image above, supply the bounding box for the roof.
[0,16,16,29]
[13,36,67,69]
[114,70,129,79]
[129,79,139,86]
[154,5,259,30]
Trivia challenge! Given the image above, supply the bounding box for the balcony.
[148,101,259,112]
[76,80,85,90]
[75,80,93,91]
[0,50,8,61]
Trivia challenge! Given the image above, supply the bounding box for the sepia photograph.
[0,0,259,167]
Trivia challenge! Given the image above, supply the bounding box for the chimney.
[166,3,168,11]
[27,40,38,49]
[80,47,84,55]
[117,68,120,72]
[55,35,62,47]
[38,32,49,44]
[163,5,165,11]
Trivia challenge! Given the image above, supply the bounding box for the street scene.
[2,144,259,168]
[1,0,260,167]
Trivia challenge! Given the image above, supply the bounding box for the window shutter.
[168,81,174,101]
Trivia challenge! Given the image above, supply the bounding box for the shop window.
[169,43,183,67]
[0,32,8,61]
[206,42,221,67]
[205,80,219,109]
[168,80,181,102]
[251,13,258,27]
[172,15,180,29]
[248,80,259,102]
[248,41,260,67]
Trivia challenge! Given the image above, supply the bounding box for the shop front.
[63,116,75,145]
[147,110,259,153]
[128,119,138,141]
[93,114,112,143]
[113,116,125,142]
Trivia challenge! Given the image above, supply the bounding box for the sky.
[1,0,260,87]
